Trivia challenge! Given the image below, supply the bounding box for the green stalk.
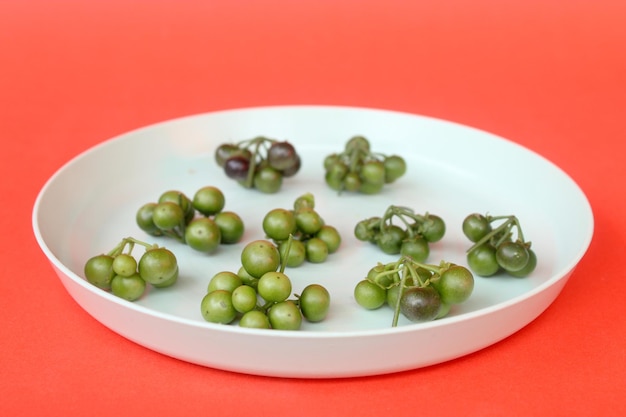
[466,216,517,253]
[244,137,265,188]
[279,234,293,274]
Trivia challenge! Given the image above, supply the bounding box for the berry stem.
[391,268,408,327]
[244,137,266,188]
[466,215,520,254]
[279,234,294,274]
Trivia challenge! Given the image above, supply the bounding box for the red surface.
[2,0,624,415]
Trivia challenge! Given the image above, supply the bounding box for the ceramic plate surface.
[32,106,593,378]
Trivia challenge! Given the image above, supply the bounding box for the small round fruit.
[192,186,225,216]
[253,166,283,193]
[158,190,194,223]
[214,143,240,167]
[419,215,446,243]
[257,271,292,303]
[263,208,296,241]
[345,136,370,153]
[151,266,179,288]
[200,290,237,324]
[354,279,386,310]
[111,273,146,301]
[359,160,386,185]
[207,271,243,293]
[112,253,138,278]
[267,301,302,330]
[136,203,162,236]
[231,285,258,314]
[305,237,329,263]
[151,201,185,231]
[376,225,406,254]
[224,155,251,181]
[138,247,178,286]
[508,249,537,278]
[400,286,442,322]
[84,254,115,290]
[496,241,530,272]
[462,213,492,242]
[213,211,245,244]
[400,237,430,263]
[240,240,281,278]
[295,207,323,235]
[316,225,341,253]
[431,265,474,305]
[278,239,306,268]
[239,310,271,329]
[383,155,406,183]
[467,244,500,277]
[237,266,259,289]
[184,217,221,253]
[299,284,331,322]
[267,141,299,171]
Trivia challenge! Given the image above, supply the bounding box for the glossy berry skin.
[200,290,237,324]
[299,284,331,323]
[151,202,185,231]
[192,186,225,216]
[354,279,386,310]
[207,271,242,293]
[399,286,442,322]
[111,273,146,301]
[267,141,299,171]
[462,213,492,242]
[267,301,302,330]
[240,240,281,279]
[496,241,530,272]
[224,155,251,181]
[213,211,245,244]
[257,271,292,303]
[184,218,221,253]
[239,310,271,329]
[253,166,283,193]
[467,243,500,277]
[84,254,116,290]
[431,265,474,305]
[135,203,162,236]
[507,249,537,277]
[138,247,178,286]
[263,208,296,241]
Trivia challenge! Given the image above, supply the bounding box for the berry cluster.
[354,205,446,262]
[200,239,331,329]
[84,237,179,301]
[262,193,341,266]
[135,186,244,253]
[354,256,474,325]
[323,136,407,194]
[462,213,537,277]
[215,136,302,193]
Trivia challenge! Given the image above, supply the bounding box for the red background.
[1,1,624,416]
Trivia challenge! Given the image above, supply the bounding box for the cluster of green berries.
[462,214,537,278]
[84,237,179,301]
[200,239,330,329]
[354,205,446,262]
[215,136,301,193]
[135,186,244,253]
[323,136,407,194]
[354,256,474,325]
[262,193,341,266]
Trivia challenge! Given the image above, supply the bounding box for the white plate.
[32,106,593,378]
